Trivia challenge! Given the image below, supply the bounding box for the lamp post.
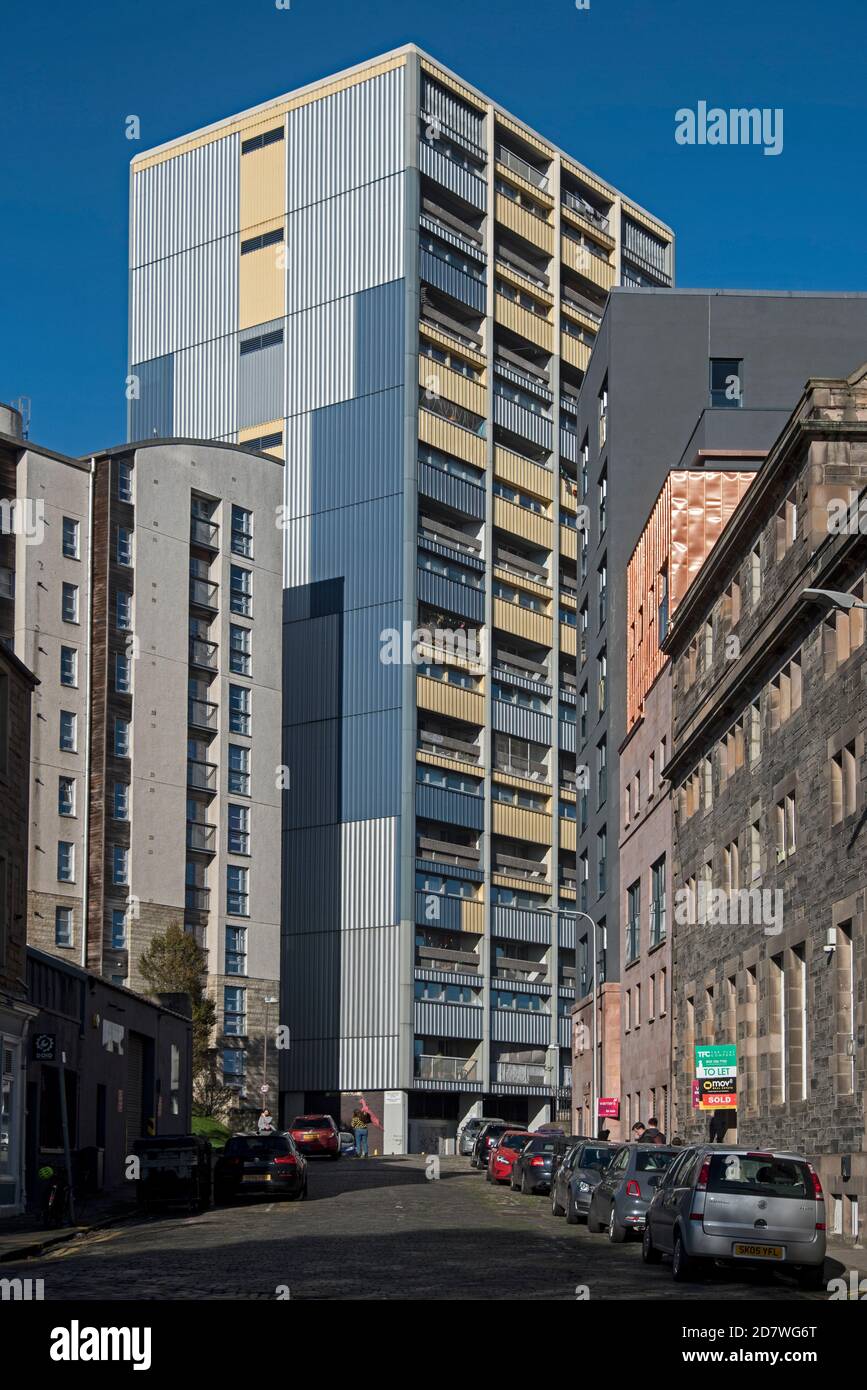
[551,908,601,1134]
[802,587,867,612]
[262,995,277,1109]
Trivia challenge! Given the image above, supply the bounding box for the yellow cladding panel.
[562,302,600,337]
[493,596,553,648]
[560,885,577,901]
[495,260,554,307]
[494,495,552,549]
[416,674,485,727]
[495,193,554,255]
[560,819,577,852]
[560,525,577,560]
[460,899,486,934]
[494,446,553,503]
[239,223,285,330]
[561,334,592,373]
[493,567,550,603]
[419,409,487,469]
[560,623,577,656]
[622,200,673,243]
[493,872,552,896]
[493,801,552,845]
[240,138,285,231]
[238,420,284,458]
[561,158,616,202]
[418,359,486,417]
[560,591,577,612]
[493,771,552,797]
[420,58,486,113]
[419,321,486,372]
[561,201,616,251]
[560,477,579,513]
[561,236,615,292]
[496,112,555,163]
[417,749,486,776]
[495,293,553,352]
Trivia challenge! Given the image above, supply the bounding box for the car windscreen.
[635,1149,676,1172]
[225,1137,290,1159]
[708,1154,811,1198]
[578,1146,612,1171]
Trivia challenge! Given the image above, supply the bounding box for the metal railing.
[187,759,217,792]
[184,886,210,912]
[189,577,219,610]
[494,1061,547,1086]
[186,821,217,854]
[415,1055,478,1083]
[190,517,219,548]
[562,188,610,232]
[188,698,218,732]
[496,143,549,191]
[0,565,14,600]
[189,638,218,671]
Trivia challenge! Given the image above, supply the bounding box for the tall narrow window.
[626,880,641,962]
[62,516,80,559]
[231,505,253,558]
[835,921,855,1096]
[62,582,79,624]
[770,953,785,1103]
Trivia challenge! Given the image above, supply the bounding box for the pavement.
[1,1155,863,1299]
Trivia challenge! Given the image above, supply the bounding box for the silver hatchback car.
[642,1145,826,1288]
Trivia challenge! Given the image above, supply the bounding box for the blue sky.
[2,0,865,455]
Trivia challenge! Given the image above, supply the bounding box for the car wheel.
[485,1166,492,1183]
[510,1172,519,1191]
[565,1190,580,1225]
[642,1224,662,1264]
[796,1264,825,1290]
[608,1208,627,1243]
[671,1231,696,1282]
[587,1200,605,1234]
[520,1172,528,1195]
[552,1186,565,1218]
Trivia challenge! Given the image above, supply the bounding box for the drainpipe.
[81,457,95,969]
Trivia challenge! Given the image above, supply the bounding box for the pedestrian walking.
[709,1109,728,1143]
[351,1106,371,1157]
[642,1116,666,1144]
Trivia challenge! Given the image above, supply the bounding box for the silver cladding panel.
[414,1000,484,1041]
[131,133,240,267]
[131,234,240,361]
[173,335,238,439]
[286,66,405,211]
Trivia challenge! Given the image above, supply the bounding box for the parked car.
[510,1134,558,1194]
[551,1140,618,1222]
[588,1143,677,1241]
[487,1131,533,1184]
[133,1134,212,1214]
[339,1130,356,1156]
[214,1132,307,1203]
[471,1122,517,1169]
[550,1134,585,1187]
[288,1114,340,1159]
[642,1146,827,1288]
[459,1116,504,1157]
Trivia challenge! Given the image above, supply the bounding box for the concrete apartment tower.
[127,45,675,1151]
[1,412,283,1109]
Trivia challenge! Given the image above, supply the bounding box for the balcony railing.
[184,886,210,912]
[494,1061,546,1086]
[561,1065,573,1088]
[189,638,218,671]
[186,821,217,854]
[415,1055,478,1083]
[190,517,219,549]
[562,188,610,232]
[187,759,218,793]
[188,698,218,732]
[189,577,219,611]
[0,565,13,600]
[496,143,549,191]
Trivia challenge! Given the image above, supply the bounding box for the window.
[115,652,131,694]
[775,487,798,560]
[597,558,608,629]
[113,782,129,821]
[597,827,607,896]
[225,926,247,976]
[650,856,666,945]
[578,684,588,742]
[580,435,589,500]
[62,516,80,559]
[648,749,656,799]
[835,921,855,1095]
[596,736,607,806]
[634,981,641,1027]
[597,647,607,716]
[116,526,133,567]
[579,600,589,664]
[223,986,247,1036]
[657,567,669,642]
[57,841,75,882]
[223,1048,246,1084]
[831,742,858,823]
[55,907,73,947]
[231,505,253,558]
[775,791,797,861]
[724,839,740,892]
[228,804,250,855]
[58,777,76,817]
[723,578,741,629]
[625,989,631,1032]
[230,565,253,618]
[228,744,251,796]
[626,881,641,962]
[112,845,129,885]
[769,654,802,731]
[61,582,79,624]
[749,814,762,880]
[229,624,251,676]
[598,467,607,535]
[60,646,78,687]
[117,459,133,501]
[116,590,132,631]
[114,717,130,757]
[709,357,743,408]
[659,968,667,1018]
[749,700,761,764]
[59,710,77,752]
[111,909,126,949]
[229,684,251,735]
[749,544,762,605]
[598,378,608,449]
[227,865,249,917]
[579,852,589,912]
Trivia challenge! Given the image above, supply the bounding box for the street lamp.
[802,587,867,612]
[262,995,278,1109]
[553,908,601,1135]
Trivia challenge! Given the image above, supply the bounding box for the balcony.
[561,234,615,292]
[189,577,219,612]
[186,821,217,854]
[494,292,553,353]
[561,332,592,374]
[415,945,480,973]
[187,758,218,793]
[415,1054,478,1083]
[188,697,218,732]
[493,1060,546,1086]
[561,187,611,235]
[190,517,219,550]
[492,801,552,844]
[494,953,548,983]
[495,143,549,191]
[493,594,553,648]
[419,405,487,470]
[495,192,555,256]
[184,886,210,912]
[417,833,481,870]
[494,850,549,881]
[189,637,218,672]
[417,673,485,728]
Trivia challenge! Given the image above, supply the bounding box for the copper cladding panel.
[626,471,755,731]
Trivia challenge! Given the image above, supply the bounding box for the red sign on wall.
[597,1097,620,1118]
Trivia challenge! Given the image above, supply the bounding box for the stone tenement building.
[664,365,867,1240]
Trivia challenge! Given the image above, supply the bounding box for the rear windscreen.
[500,1133,530,1148]
[526,1139,555,1153]
[635,1150,676,1172]
[579,1146,613,1171]
[708,1154,810,1198]
[291,1117,330,1128]
[225,1137,289,1159]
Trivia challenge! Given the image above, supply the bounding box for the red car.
[288,1114,340,1159]
[487,1131,533,1184]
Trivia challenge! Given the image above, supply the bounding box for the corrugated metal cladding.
[491,700,552,746]
[414,1001,483,1041]
[286,66,404,212]
[340,817,398,929]
[341,709,401,822]
[559,426,578,463]
[282,926,341,1034]
[282,823,342,932]
[493,396,553,451]
[282,601,342,726]
[340,925,399,1036]
[342,600,401,719]
[559,720,577,753]
[285,174,405,316]
[490,1010,552,1046]
[284,1038,340,1091]
[285,388,404,527]
[131,234,239,362]
[355,279,405,397]
[558,1017,572,1048]
[128,354,173,439]
[558,916,577,950]
[285,492,402,606]
[131,132,240,267]
[416,857,483,884]
[340,1036,399,1093]
[283,718,342,830]
[415,783,484,832]
[415,890,462,931]
[622,215,670,276]
[420,75,486,149]
[492,905,552,944]
[418,141,487,210]
[239,317,285,428]
[419,250,486,313]
[418,462,485,520]
[173,335,237,438]
[285,296,354,417]
[417,567,484,623]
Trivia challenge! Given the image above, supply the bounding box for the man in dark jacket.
[642,1116,666,1144]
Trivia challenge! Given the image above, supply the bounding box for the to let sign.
[597,1097,620,1118]
[695,1044,737,1078]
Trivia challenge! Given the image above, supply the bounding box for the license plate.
[733,1242,783,1259]
[242,1174,270,1183]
